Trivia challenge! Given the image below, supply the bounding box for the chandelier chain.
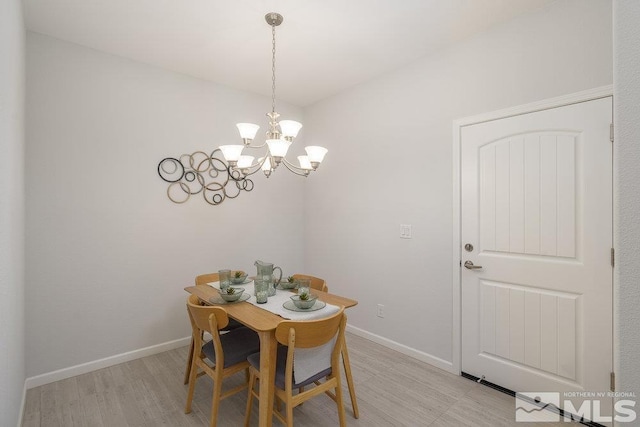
[271,23,276,114]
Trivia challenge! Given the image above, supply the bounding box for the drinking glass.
[296,278,310,298]
[254,278,269,304]
[218,269,231,291]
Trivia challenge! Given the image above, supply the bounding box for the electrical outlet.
[377,304,385,318]
[400,224,412,239]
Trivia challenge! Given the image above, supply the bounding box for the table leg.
[258,330,277,427]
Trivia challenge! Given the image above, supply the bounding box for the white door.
[461,98,612,407]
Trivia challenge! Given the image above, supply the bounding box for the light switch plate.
[400,224,412,239]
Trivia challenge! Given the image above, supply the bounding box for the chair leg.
[184,357,198,413]
[244,369,257,427]
[341,337,359,418]
[210,375,223,427]
[183,337,195,385]
[286,394,294,427]
[334,375,347,427]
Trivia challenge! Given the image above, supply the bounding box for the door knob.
[464,261,483,270]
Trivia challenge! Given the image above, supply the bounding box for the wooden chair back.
[186,294,229,332]
[275,308,344,349]
[292,274,328,293]
[195,272,219,286]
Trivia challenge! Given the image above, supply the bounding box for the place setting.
[281,279,326,312]
[206,269,253,305]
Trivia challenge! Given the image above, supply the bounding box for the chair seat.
[221,318,244,331]
[247,346,332,389]
[202,327,260,368]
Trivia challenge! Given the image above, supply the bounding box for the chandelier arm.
[235,155,270,177]
[241,167,264,178]
[281,157,308,171]
[244,141,268,149]
[281,157,310,177]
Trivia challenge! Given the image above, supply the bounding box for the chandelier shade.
[236,123,260,141]
[219,145,244,163]
[298,155,313,170]
[305,146,329,164]
[279,120,303,138]
[266,138,291,158]
[237,155,254,169]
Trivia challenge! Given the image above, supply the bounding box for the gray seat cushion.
[247,345,333,389]
[202,327,260,369]
[221,318,244,331]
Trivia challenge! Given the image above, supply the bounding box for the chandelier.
[156,12,327,206]
[220,12,327,178]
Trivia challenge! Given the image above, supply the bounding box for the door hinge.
[459,260,462,267]
[610,123,614,143]
[611,372,616,392]
[611,248,615,267]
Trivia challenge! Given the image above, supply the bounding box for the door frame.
[451,85,614,375]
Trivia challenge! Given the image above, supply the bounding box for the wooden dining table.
[184,284,358,427]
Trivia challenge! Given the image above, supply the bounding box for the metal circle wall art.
[157,149,254,205]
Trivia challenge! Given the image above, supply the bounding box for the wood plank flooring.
[22,333,573,426]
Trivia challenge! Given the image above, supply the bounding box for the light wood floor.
[22,333,572,426]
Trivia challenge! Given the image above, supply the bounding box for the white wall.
[0,0,25,425]
[25,33,306,378]
[303,0,612,367]
[614,0,640,406]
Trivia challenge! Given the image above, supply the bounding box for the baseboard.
[24,336,191,389]
[345,324,456,374]
[24,328,454,390]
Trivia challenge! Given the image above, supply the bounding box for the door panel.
[461,98,612,409]
[479,280,579,381]
[479,132,579,258]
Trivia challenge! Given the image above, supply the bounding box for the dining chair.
[291,275,359,419]
[185,294,260,427]
[195,275,247,331]
[244,308,347,427]
[194,273,221,286]
[184,272,245,384]
[291,273,328,292]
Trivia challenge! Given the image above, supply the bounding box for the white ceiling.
[23,0,553,106]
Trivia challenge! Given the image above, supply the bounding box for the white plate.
[282,300,326,312]
[208,293,251,305]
